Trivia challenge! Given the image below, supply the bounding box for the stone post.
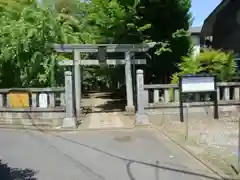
[125,51,135,113]
[62,71,76,129]
[73,50,81,120]
[136,69,149,125]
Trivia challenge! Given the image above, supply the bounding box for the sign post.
[179,74,218,123]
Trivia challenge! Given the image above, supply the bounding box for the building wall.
[212,0,240,53]
[221,30,240,52]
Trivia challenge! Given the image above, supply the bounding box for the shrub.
[171,48,237,84]
[169,48,237,101]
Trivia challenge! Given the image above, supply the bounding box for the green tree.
[0,5,84,87]
[42,0,81,14]
[0,0,193,89]
[134,0,192,83]
[0,0,36,10]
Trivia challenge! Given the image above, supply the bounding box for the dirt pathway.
[79,92,134,129]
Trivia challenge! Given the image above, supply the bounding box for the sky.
[191,0,221,27]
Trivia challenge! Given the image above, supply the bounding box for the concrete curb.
[150,124,232,180]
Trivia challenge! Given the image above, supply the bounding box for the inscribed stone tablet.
[39,93,48,108]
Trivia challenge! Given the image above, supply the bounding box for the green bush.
[171,48,237,83]
[169,48,237,101]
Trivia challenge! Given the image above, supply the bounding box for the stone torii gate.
[53,44,153,119]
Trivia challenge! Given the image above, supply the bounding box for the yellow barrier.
[8,90,30,108]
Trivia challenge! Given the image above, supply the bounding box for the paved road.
[0,128,220,180]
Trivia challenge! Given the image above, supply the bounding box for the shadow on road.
[0,160,37,180]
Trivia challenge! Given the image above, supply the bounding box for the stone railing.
[0,87,66,128]
[0,71,77,129]
[144,82,240,106]
[0,70,80,129]
[0,87,65,112]
[135,69,240,124]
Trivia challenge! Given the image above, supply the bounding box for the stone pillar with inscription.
[136,69,149,125]
[62,71,76,128]
[125,51,135,113]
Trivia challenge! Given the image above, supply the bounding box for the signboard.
[181,76,215,93]
[179,74,218,122]
[39,93,48,108]
[8,92,29,108]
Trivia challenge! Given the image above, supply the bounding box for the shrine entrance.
[54,44,154,128]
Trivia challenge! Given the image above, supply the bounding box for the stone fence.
[0,87,65,111]
[0,71,76,129]
[136,69,240,124]
[0,87,65,128]
[144,82,240,104]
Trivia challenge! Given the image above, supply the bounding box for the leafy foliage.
[0,5,84,87]
[0,0,193,88]
[134,0,192,83]
[170,49,237,84]
[0,0,35,13]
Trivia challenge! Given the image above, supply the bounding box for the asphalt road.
[0,128,220,180]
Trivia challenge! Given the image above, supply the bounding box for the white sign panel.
[39,93,48,108]
[181,76,215,92]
